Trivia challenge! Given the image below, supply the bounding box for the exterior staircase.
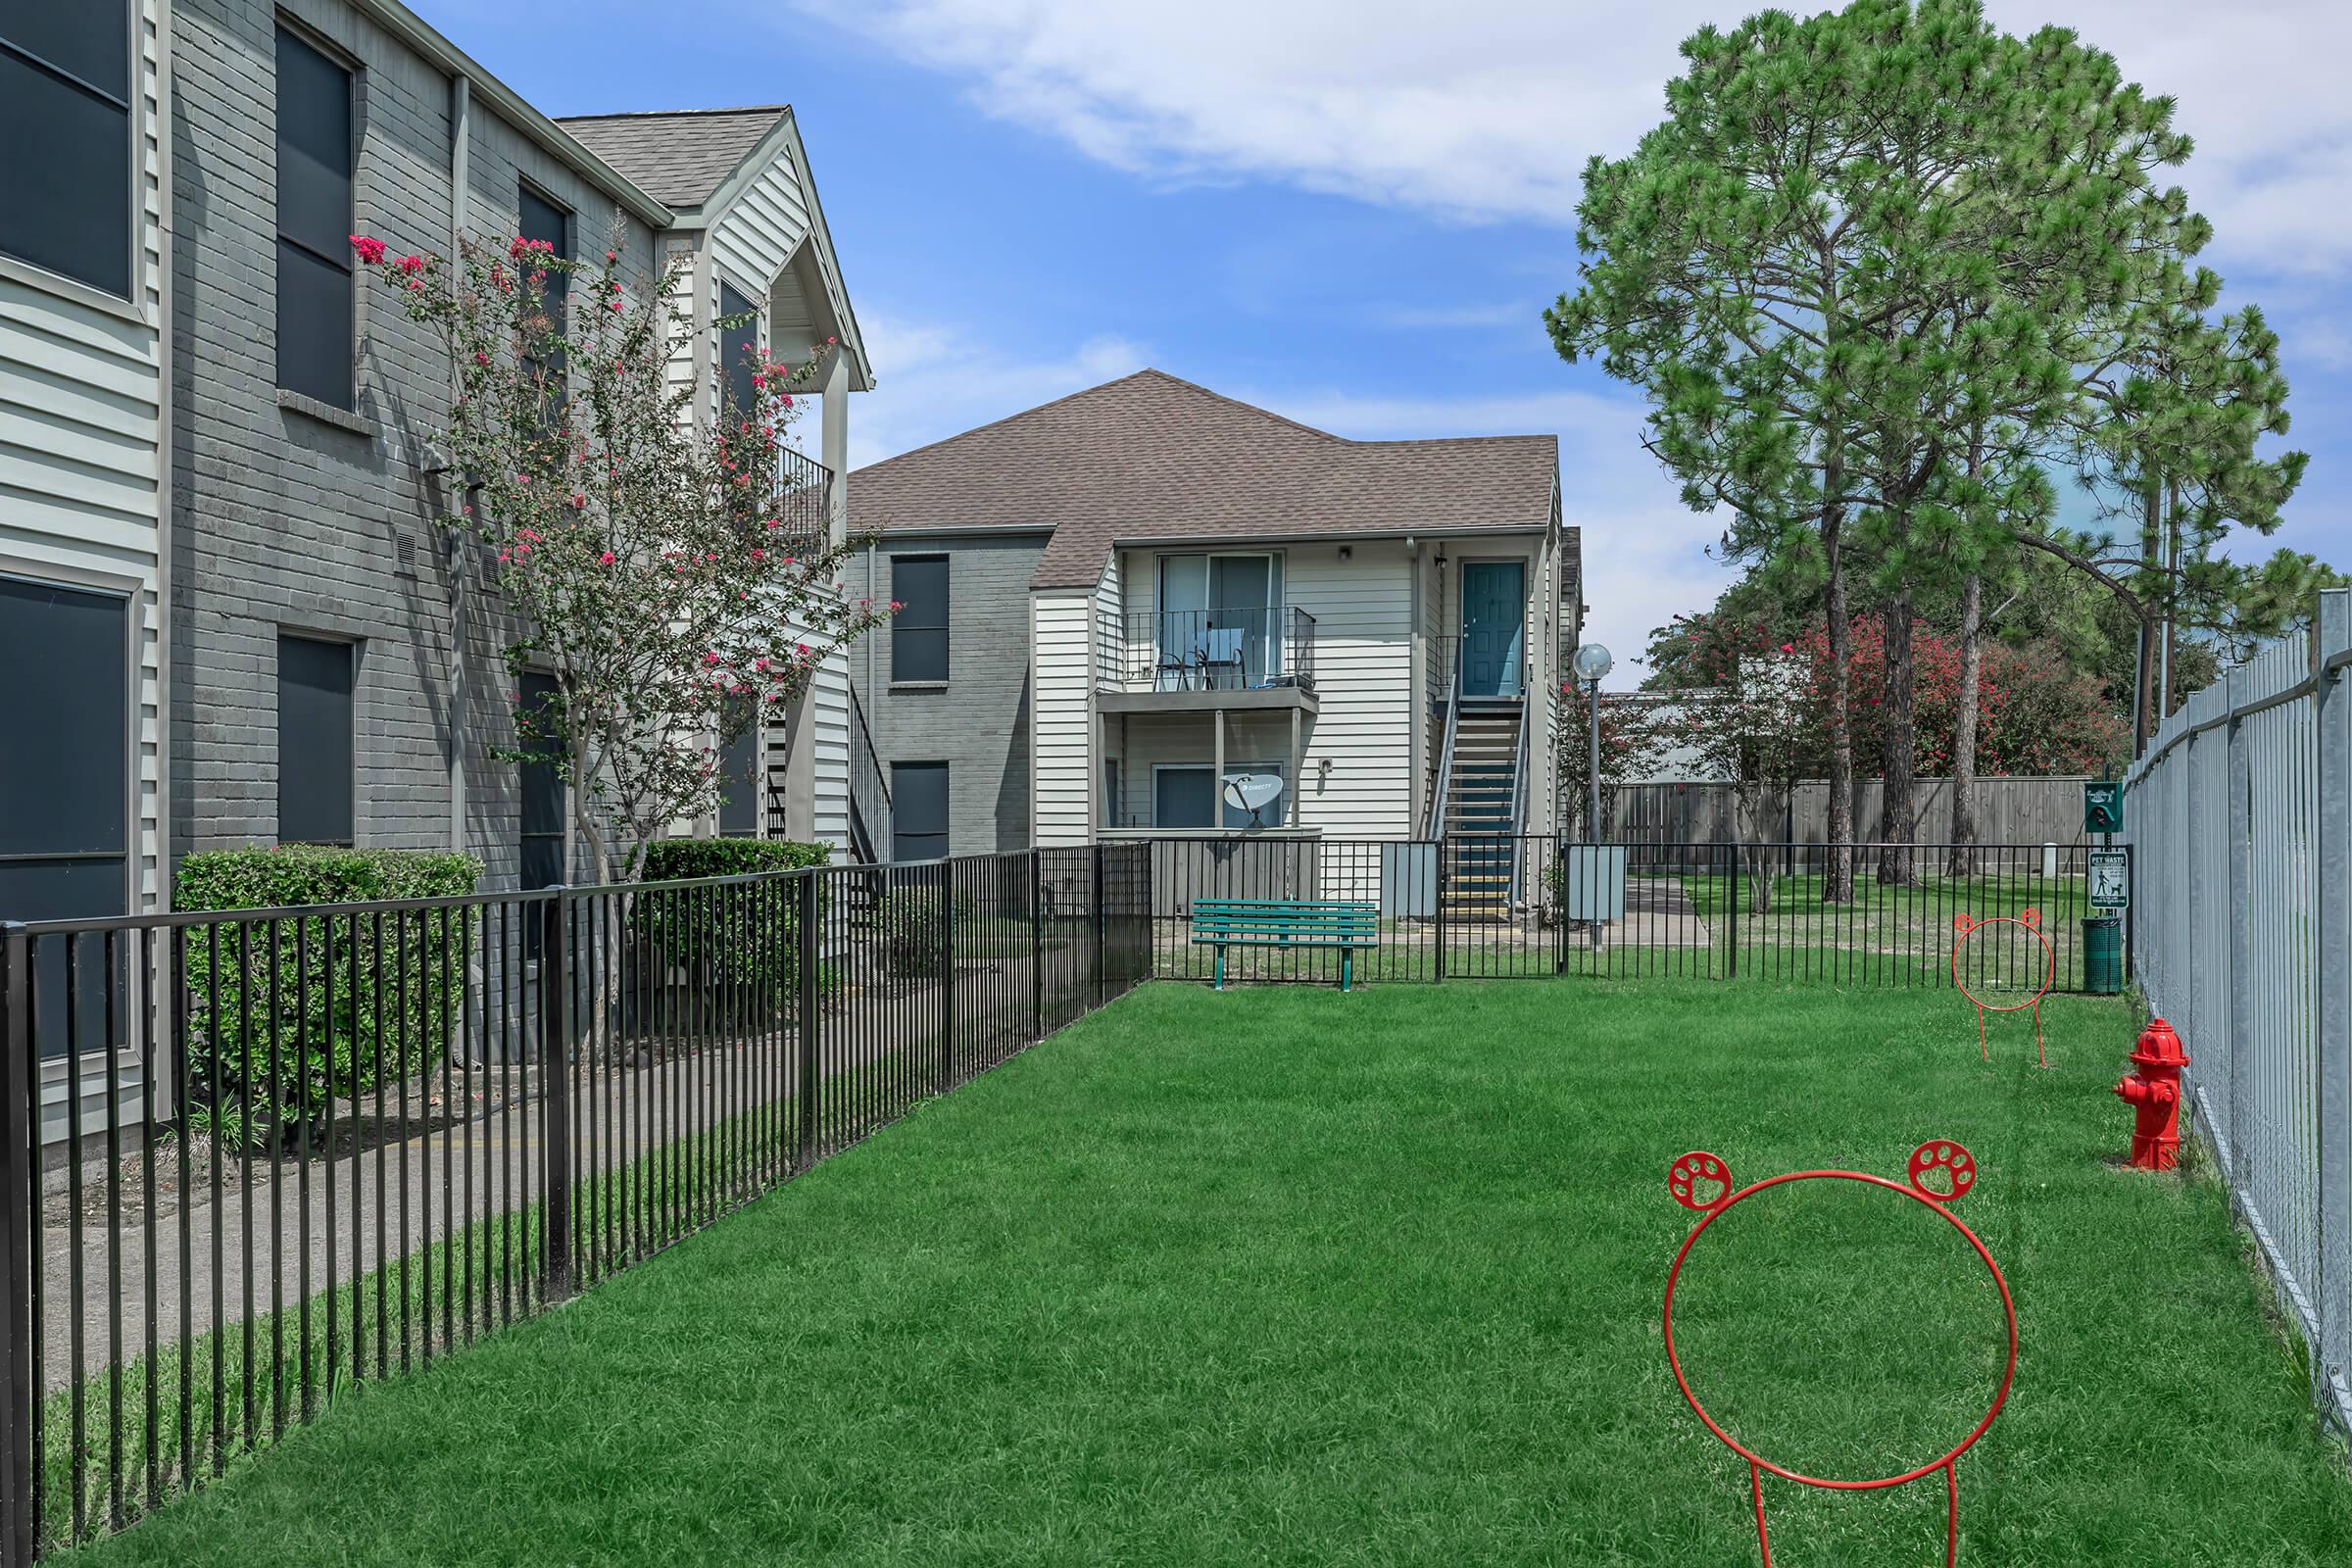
[1442,698,1525,922]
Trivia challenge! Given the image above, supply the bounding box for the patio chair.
[1200,626,1246,690]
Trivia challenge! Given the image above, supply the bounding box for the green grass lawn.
[63,980,2352,1566]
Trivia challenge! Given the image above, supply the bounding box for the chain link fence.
[2125,587,2352,1444]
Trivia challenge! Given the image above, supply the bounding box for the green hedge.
[638,837,830,882]
[174,847,482,1147]
[632,838,832,1020]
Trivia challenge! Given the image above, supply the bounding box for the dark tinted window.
[519,671,565,890]
[0,575,129,1059]
[718,281,759,420]
[0,3,132,295]
[518,185,568,414]
[718,696,760,837]
[277,634,355,846]
[891,762,948,862]
[274,26,353,407]
[891,556,949,683]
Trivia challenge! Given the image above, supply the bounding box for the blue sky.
[416,0,2349,677]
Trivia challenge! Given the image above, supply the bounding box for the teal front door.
[1459,562,1525,697]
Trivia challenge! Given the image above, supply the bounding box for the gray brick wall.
[169,0,658,892]
[852,534,1045,856]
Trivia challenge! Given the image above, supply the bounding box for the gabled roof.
[848,370,1560,590]
[555,106,790,211]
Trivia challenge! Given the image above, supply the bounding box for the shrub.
[631,837,832,1021]
[875,880,975,978]
[174,847,482,1147]
[637,837,830,882]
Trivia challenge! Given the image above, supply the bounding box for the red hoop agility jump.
[1662,1142,2019,1567]
[1950,909,2055,1066]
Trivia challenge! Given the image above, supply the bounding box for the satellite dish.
[1222,772,1285,825]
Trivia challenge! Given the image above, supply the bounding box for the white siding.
[1286,543,1416,838]
[810,643,851,852]
[0,0,168,911]
[1032,591,1096,845]
[1094,548,1122,688]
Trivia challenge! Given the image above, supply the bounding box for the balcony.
[1098,606,1318,713]
[768,447,834,559]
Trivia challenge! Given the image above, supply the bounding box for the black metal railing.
[845,685,893,865]
[770,447,833,558]
[1140,837,2124,991]
[0,842,1149,1561]
[1110,607,1316,693]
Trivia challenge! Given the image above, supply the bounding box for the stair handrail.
[1427,681,1458,839]
[847,683,894,863]
[1509,690,1533,906]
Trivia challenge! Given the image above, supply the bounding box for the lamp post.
[1571,643,1614,956]
[1571,643,1614,841]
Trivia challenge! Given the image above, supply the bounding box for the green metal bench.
[1190,898,1379,991]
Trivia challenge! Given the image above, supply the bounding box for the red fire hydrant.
[2114,1018,2189,1171]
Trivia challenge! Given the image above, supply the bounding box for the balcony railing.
[770,446,834,558]
[1107,606,1317,693]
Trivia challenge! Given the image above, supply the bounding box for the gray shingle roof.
[848,370,1559,590]
[554,107,789,210]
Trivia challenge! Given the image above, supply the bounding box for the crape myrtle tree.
[1642,620,1816,913]
[1549,0,2220,895]
[351,225,889,891]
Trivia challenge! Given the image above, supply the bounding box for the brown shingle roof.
[849,370,1559,590]
[554,107,788,210]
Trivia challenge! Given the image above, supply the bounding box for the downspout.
[156,0,176,907]
[447,74,470,855]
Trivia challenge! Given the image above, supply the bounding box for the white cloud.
[844,313,1149,468]
[789,0,2352,271]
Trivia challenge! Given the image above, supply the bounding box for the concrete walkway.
[36,955,1056,1397]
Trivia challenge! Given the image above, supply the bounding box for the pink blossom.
[751,548,765,561]
[704,652,721,665]
[569,493,586,510]
[475,352,490,366]
[598,551,616,565]
[395,254,424,275]
[350,235,387,265]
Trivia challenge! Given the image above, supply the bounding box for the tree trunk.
[2132,479,2161,752]
[1821,505,1856,906]
[1878,586,1917,886]
[1946,571,1983,879]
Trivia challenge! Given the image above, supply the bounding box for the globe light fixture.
[1573,642,1614,684]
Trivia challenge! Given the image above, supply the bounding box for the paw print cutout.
[1669,1151,1733,1213]
[2017,907,2039,930]
[1907,1140,1977,1202]
[1951,912,1977,934]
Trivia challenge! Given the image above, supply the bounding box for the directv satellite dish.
[1222,772,1285,826]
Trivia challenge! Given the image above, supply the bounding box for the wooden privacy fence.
[1605,776,2098,848]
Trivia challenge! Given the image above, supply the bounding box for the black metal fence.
[1142,837,2124,993]
[0,843,1150,1562]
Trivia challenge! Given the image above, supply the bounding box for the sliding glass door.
[1157,553,1281,689]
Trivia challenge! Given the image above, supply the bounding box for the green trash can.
[2082,915,2124,995]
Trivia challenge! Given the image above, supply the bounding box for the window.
[1152,763,1287,830]
[275,25,354,409]
[0,574,128,1059]
[0,2,132,296]
[517,184,569,416]
[891,762,949,862]
[518,671,565,891]
[717,280,759,420]
[717,696,760,837]
[891,556,949,683]
[277,634,355,846]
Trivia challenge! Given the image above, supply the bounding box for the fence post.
[2314,589,2352,1432]
[2230,667,2248,1184]
[1092,844,1106,1008]
[1553,836,1567,975]
[1,926,32,1568]
[1433,839,1447,984]
[939,864,956,1093]
[1031,852,1046,1040]
[1726,846,1740,980]
[538,894,572,1299]
[796,870,818,1171]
